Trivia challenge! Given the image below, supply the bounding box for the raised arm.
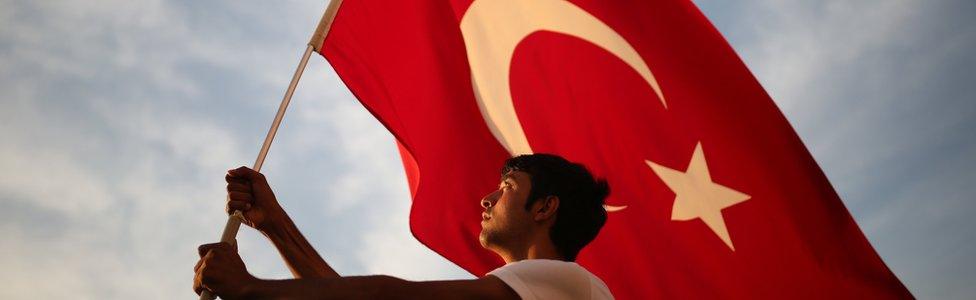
[198,167,521,299]
[247,275,520,300]
[225,166,338,279]
[194,241,519,300]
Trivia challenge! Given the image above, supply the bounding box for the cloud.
[2,0,472,297]
[0,0,302,298]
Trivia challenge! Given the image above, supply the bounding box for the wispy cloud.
[0,0,468,298]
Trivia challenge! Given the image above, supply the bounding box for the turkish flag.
[318,0,911,298]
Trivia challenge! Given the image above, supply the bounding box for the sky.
[0,0,973,299]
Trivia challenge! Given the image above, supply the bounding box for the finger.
[226,182,251,193]
[226,200,251,213]
[210,242,233,252]
[198,243,224,257]
[194,258,210,295]
[193,271,205,295]
[226,172,249,184]
[228,166,266,182]
[228,191,254,202]
[194,258,204,273]
[213,242,238,256]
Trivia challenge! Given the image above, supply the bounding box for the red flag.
[318,0,911,298]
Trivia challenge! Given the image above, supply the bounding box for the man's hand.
[225,166,288,233]
[193,242,260,299]
[224,166,339,279]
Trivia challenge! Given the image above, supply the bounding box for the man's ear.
[534,196,559,221]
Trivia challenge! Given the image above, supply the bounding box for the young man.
[194,154,614,299]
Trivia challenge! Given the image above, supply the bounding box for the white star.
[645,142,750,251]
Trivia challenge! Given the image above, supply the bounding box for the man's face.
[479,170,535,251]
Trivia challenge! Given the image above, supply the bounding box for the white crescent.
[460,0,667,212]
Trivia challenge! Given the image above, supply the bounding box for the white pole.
[199,44,314,300]
[199,0,342,297]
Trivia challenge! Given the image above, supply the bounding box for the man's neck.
[498,235,565,264]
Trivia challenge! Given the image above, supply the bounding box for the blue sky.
[0,0,972,298]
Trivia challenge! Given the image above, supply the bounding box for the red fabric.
[319,0,911,298]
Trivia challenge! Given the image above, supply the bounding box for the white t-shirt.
[487,259,614,300]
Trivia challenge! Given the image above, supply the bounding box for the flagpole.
[198,43,312,300]
[199,1,343,299]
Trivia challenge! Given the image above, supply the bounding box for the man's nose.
[481,190,500,209]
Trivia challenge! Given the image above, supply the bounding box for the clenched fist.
[225,166,288,233]
[193,242,258,299]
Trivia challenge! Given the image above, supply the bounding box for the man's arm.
[195,242,519,299]
[207,168,521,299]
[247,275,519,300]
[261,212,338,279]
[225,166,338,279]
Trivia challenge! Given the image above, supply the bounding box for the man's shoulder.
[491,259,585,271]
[486,259,614,300]
[488,259,590,280]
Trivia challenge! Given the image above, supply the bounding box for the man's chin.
[478,230,492,248]
[478,234,488,248]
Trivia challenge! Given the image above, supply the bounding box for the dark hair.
[501,153,609,261]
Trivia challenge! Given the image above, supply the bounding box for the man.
[194,154,614,299]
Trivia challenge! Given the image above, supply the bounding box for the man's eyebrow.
[500,173,515,182]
